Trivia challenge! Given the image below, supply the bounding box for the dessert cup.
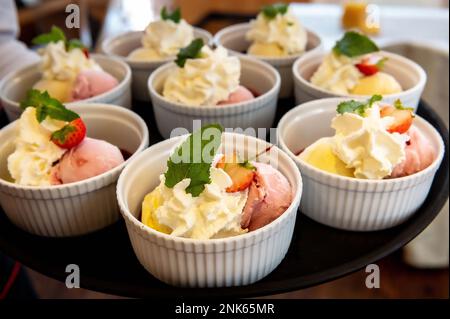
[101,28,212,101]
[0,54,132,122]
[213,23,322,98]
[0,103,149,237]
[148,56,280,139]
[116,132,302,287]
[292,51,427,111]
[277,98,444,231]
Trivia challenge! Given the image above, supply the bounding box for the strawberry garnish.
[82,47,89,58]
[216,153,255,193]
[51,118,86,149]
[380,104,414,134]
[355,56,387,76]
[355,62,379,76]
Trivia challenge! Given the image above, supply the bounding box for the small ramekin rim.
[147,55,281,111]
[0,103,149,191]
[101,28,213,68]
[116,132,303,245]
[292,50,428,100]
[0,54,132,111]
[277,97,446,185]
[214,22,322,63]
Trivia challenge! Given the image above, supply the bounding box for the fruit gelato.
[162,39,255,106]
[71,70,119,101]
[128,7,194,61]
[31,26,118,103]
[310,32,402,95]
[7,89,124,186]
[141,125,292,239]
[298,96,435,180]
[51,137,124,184]
[246,3,307,57]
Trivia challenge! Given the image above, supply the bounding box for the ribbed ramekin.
[292,51,427,111]
[0,54,132,122]
[101,28,212,102]
[148,56,281,139]
[213,23,323,98]
[116,132,302,287]
[0,103,149,237]
[277,98,445,231]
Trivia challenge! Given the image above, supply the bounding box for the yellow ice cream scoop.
[351,72,402,95]
[33,79,73,102]
[300,138,355,177]
[141,187,172,234]
[128,48,163,61]
[248,42,285,57]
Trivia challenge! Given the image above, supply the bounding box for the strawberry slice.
[82,47,89,58]
[51,118,86,149]
[380,105,413,134]
[355,61,379,76]
[216,153,255,193]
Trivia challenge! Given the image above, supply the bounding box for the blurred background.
[4,0,450,298]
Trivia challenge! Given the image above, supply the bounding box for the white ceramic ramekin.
[148,56,281,139]
[0,103,149,237]
[116,132,302,287]
[277,98,445,231]
[213,23,323,98]
[101,28,212,102]
[0,54,132,122]
[292,51,427,111]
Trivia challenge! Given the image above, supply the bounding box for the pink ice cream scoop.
[51,137,124,185]
[241,162,292,231]
[218,85,255,105]
[391,126,435,178]
[70,70,119,101]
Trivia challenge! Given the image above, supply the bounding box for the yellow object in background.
[248,42,285,57]
[342,1,380,35]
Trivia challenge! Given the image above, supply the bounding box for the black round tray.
[0,99,448,298]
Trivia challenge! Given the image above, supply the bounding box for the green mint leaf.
[175,38,204,68]
[337,100,367,116]
[262,3,288,19]
[32,26,86,52]
[67,39,86,51]
[20,89,80,123]
[375,57,388,69]
[333,31,379,57]
[393,99,414,112]
[32,26,66,46]
[368,94,382,106]
[51,125,76,144]
[239,160,256,171]
[164,124,224,197]
[337,95,383,117]
[161,6,181,23]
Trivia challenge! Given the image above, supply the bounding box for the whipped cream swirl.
[149,167,248,239]
[7,108,67,186]
[38,41,101,82]
[331,103,408,179]
[310,52,363,95]
[141,19,194,57]
[246,8,307,55]
[163,46,240,106]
